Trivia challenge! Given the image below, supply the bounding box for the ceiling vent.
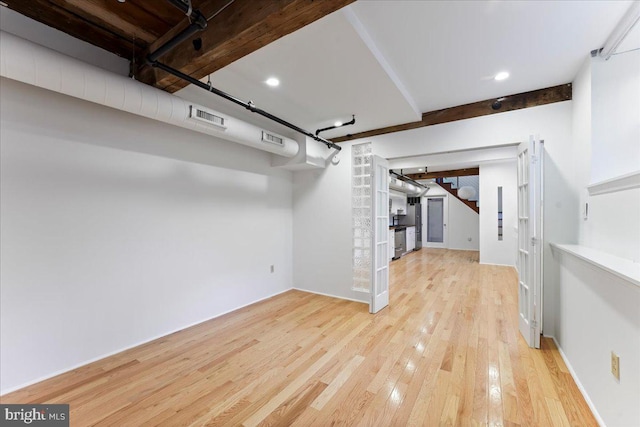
[262,131,285,147]
[189,105,226,129]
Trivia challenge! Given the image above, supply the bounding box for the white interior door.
[370,155,389,314]
[425,196,448,248]
[517,136,543,348]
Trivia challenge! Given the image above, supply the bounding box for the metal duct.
[0,31,299,158]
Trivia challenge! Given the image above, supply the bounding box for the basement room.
[1,1,639,426]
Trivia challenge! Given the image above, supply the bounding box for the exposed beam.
[405,168,480,181]
[6,0,147,59]
[48,0,160,44]
[333,84,572,142]
[138,0,356,92]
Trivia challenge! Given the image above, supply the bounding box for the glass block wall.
[352,142,372,292]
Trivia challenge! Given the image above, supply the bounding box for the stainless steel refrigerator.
[411,203,422,250]
[400,200,422,250]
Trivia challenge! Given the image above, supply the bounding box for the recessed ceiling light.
[334,121,343,127]
[418,168,424,172]
[265,77,279,87]
[494,71,510,81]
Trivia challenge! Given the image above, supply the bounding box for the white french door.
[517,136,543,348]
[370,155,389,314]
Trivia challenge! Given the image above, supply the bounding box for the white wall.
[369,101,572,160]
[423,185,479,251]
[582,51,640,263]
[582,188,640,263]
[293,102,572,303]
[479,161,517,266]
[292,141,369,303]
[539,60,591,338]
[0,78,294,393]
[447,193,480,251]
[590,49,640,184]
[545,51,640,427]
[553,251,640,427]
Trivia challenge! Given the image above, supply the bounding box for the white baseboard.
[292,287,368,305]
[479,261,517,268]
[546,335,606,427]
[0,287,293,396]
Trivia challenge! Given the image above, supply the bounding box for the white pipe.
[0,31,299,158]
[599,1,640,60]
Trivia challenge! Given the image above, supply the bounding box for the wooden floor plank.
[1,249,598,426]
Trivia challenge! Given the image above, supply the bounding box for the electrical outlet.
[611,351,620,380]
[270,265,275,273]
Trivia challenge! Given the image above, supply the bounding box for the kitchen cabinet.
[406,226,416,252]
[390,191,407,215]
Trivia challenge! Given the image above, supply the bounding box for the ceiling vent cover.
[189,105,226,129]
[262,131,285,146]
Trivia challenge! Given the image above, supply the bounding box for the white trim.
[587,170,640,196]
[550,243,640,289]
[0,287,293,396]
[351,287,371,294]
[479,262,517,268]
[293,287,369,304]
[546,335,606,427]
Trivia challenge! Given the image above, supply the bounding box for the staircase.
[436,177,480,214]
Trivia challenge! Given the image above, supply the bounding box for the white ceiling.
[389,145,519,175]
[177,9,420,140]
[175,1,634,142]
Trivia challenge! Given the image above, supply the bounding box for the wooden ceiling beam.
[405,168,480,181]
[137,0,356,92]
[139,0,233,69]
[5,0,145,59]
[47,0,159,44]
[333,84,572,142]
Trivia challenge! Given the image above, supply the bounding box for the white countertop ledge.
[550,243,640,289]
[587,170,640,196]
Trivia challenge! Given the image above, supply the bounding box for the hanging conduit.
[145,0,341,152]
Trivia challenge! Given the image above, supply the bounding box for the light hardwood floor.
[2,249,597,426]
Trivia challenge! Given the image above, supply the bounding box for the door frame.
[425,196,448,249]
